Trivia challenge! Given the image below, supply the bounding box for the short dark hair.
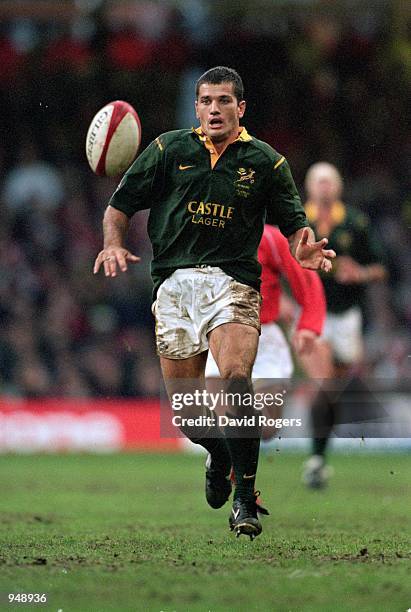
[195,66,244,101]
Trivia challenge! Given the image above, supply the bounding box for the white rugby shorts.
[206,321,293,379]
[322,306,364,364]
[152,267,261,359]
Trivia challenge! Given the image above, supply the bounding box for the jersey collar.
[192,127,252,169]
[305,200,347,225]
[192,126,253,143]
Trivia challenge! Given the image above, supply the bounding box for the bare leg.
[208,322,258,379]
[253,379,283,441]
[160,352,208,380]
[298,338,334,379]
[160,351,231,469]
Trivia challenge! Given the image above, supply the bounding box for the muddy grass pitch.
[0,452,410,611]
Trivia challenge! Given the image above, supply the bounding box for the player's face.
[308,172,341,203]
[195,82,246,144]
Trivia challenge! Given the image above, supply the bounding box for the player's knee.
[219,364,250,380]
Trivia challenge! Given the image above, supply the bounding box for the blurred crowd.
[0,1,409,397]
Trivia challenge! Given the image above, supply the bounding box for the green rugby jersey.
[306,200,384,313]
[109,127,309,298]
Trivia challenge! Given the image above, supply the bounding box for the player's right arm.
[93,207,140,277]
[93,136,165,277]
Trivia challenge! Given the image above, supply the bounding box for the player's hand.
[291,329,317,355]
[295,228,336,272]
[335,256,367,284]
[93,247,140,277]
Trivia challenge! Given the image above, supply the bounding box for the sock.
[223,378,261,501]
[190,435,231,473]
[312,436,329,457]
[311,388,336,458]
[226,436,260,500]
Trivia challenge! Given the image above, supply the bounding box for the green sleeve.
[266,158,309,237]
[108,139,164,218]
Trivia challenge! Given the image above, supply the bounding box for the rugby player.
[94,67,336,539]
[301,162,387,488]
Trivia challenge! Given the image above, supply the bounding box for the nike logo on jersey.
[243,473,256,480]
[179,164,195,170]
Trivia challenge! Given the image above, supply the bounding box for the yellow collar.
[192,126,252,169]
[192,126,252,143]
[305,200,347,225]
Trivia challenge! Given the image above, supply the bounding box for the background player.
[301,162,387,488]
[93,67,336,539]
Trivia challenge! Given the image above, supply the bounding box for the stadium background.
[0,0,410,401]
[0,3,410,611]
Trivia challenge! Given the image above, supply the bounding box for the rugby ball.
[86,100,141,177]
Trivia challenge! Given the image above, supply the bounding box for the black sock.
[311,388,336,457]
[312,436,329,457]
[223,378,261,501]
[179,408,231,471]
[226,436,260,500]
[190,436,231,473]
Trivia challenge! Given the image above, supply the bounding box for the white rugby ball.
[86,100,141,177]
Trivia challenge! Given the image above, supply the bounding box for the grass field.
[0,451,410,612]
